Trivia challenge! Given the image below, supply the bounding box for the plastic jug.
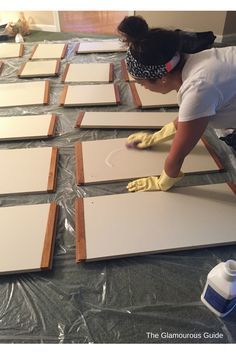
[201,260,236,317]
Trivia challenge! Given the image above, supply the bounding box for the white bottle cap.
[223,260,236,281]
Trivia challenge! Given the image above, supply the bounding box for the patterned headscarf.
[126,48,180,80]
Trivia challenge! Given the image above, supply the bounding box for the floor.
[58,11,129,35]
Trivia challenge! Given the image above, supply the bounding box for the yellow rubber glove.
[126,121,176,149]
[127,170,184,192]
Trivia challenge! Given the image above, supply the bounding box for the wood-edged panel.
[61,63,113,83]
[0,61,3,74]
[75,143,84,185]
[76,111,178,129]
[75,183,236,262]
[0,202,58,274]
[75,198,86,262]
[0,43,24,58]
[18,60,60,78]
[0,114,57,141]
[0,146,58,196]
[47,147,58,192]
[40,202,58,270]
[0,81,50,108]
[130,82,178,109]
[121,59,134,81]
[30,43,67,59]
[60,83,120,107]
[75,137,223,185]
[76,40,127,53]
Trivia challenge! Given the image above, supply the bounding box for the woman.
[118,15,216,54]
[119,16,236,192]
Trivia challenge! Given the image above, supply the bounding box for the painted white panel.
[79,138,219,184]
[64,63,111,83]
[134,83,178,108]
[0,203,50,273]
[0,147,53,195]
[0,43,22,58]
[64,84,117,107]
[77,40,126,53]
[82,184,236,260]
[31,43,66,59]
[79,111,177,129]
[0,81,47,108]
[0,114,53,140]
[19,60,58,77]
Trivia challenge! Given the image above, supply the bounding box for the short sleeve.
[178,79,222,122]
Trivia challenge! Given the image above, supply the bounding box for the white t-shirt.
[177,46,236,128]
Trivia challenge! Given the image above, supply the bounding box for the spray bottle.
[201,259,236,317]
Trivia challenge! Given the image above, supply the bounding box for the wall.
[0,11,58,32]
[0,12,20,25]
[223,11,236,42]
[24,12,54,25]
[24,11,57,32]
[135,11,227,39]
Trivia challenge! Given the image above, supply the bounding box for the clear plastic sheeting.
[0,37,236,344]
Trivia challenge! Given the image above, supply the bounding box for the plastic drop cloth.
[0,37,236,344]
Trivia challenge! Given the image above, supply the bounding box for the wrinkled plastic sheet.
[0,37,236,344]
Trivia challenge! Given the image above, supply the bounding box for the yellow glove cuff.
[151,122,176,144]
[158,170,184,191]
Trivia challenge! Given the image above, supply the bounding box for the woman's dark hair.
[118,15,149,44]
[118,16,182,67]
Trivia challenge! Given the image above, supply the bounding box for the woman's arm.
[164,116,210,177]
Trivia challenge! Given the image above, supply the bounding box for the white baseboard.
[29,24,58,32]
[215,35,223,43]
